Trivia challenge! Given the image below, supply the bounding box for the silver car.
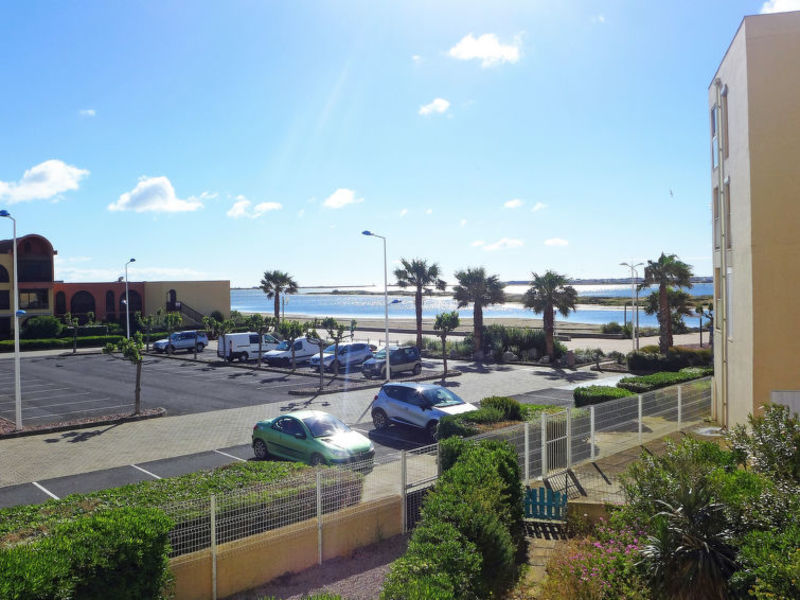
[309,342,373,372]
[371,383,478,440]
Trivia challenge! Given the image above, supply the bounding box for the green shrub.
[0,335,125,353]
[437,407,504,440]
[438,436,470,473]
[601,321,623,334]
[21,315,63,339]
[626,347,712,372]
[730,524,800,599]
[0,506,173,600]
[480,396,523,420]
[574,385,635,407]
[616,368,711,393]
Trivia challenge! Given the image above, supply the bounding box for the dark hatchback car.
[361,346,422,378]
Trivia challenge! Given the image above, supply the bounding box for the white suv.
[371,383,478,440]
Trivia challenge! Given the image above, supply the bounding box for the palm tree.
[643,288,694,336]
[522,271,578,362]
[433,310,460,380]
[452,267,506,361]
[640,253,693,353]
[260,270,298,325]
[394,258,447,349]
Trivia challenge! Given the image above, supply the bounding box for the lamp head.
[362,230,372,236]
[0,210,10,218]
[129,258,136,263]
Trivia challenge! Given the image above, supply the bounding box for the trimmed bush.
[0,506,173,600]
[601,321,623,334]
[21,315,63,339]
[438,436,470,473]
[626,347,712,372]
[617,367,712,394]
[0,335,125,352]
[481,396,523,420]
[437,406,505,440]
[574,385,635,407]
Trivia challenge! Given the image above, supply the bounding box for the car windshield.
[302,413,351,438]
[372,349,393,359]
[421,387,465,408]
[323,344,336,354]
[275,341,290,351]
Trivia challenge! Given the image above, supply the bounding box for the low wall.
[171,495,404,600]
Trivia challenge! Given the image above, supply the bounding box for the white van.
[263,337,319,367]
[218,332,281,362]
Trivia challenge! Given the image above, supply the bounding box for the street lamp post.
[362,231,391,381]
[0,210,23,430]
[620,261,643,352]
[124,258,136,338]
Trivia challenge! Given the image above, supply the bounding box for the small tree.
[305,320,329,389]
[86,311,95,326]
[163,312,183,353]
[103,332,145,415]
[433,311,460,380]
[136,311,157,352]
[322,317,347,373]
[696,302,714,349]
[278,319,305,371]
[63,312,79,354]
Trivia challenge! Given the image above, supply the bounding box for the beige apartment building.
[710,11,800,426]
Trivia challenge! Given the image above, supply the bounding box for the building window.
[18,259,53,283]
[0,265,8,283]
[0,290,9,310]
[19,289,49,310]
[711,105,720,169]
[105,290,115,315]
[726,267,733,339]
[724,181,731,249]
[713,187,720,250]
[714,268,721,330]
[722,93,729,158]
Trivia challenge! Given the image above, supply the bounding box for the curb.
[287,370,463,396]
[0,408,167,439]
[145,351,327,379]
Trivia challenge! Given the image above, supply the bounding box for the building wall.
[711,12,800,426]
[143,281,230,322]
[53,281,146,323]
[745,13,800,418]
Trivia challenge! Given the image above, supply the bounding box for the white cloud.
[460,218,467,226]
[79,108,96,117]
[226,195,282,218]
[425,208,433,214]
[471,240,485,247]
[0,159,89,204]
[108,176,204,213]
[323,188,364,209]
[400,208,408,217]
[448,33,522,67]
[298,208,305,218]
[419,98,450,116]
[412,55,423,63]
[483,237,524,251]
[544,238,569,247]
[761,0,800,13]
[531,202,547,212]
[54,264,206,282]
[504,198,523,208]
[591,14,606,23]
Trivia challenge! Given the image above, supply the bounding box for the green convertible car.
[252,410,375,467]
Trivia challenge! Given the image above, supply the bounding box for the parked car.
[263,337,318,367]
[217,331,281,362]
[252,409,375,467]
[153,330,209,354]
[309,342,373,372]
[371,383,477,440]
[361,346,422,378]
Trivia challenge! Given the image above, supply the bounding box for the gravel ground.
[224,534,409,600]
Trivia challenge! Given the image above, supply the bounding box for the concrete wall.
[144,280,230,321]
[170,495,403,600]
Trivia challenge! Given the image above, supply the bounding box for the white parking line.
[130,464,162,479]
[32,481,60,500]
[215,449,247,462]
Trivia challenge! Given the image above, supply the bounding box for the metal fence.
[164,377,712,561]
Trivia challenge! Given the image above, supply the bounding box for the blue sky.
[0,0,794,288]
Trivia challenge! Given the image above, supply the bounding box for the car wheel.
[310,453,326,466]
[412,363,422,376]
[239,352,249,362]
[253,439,269,460]
[282,358,291,368]
[167,345,175,355]
[426,420,439,442]
[197,343,204,352]
[372,409,389,430]
[330,359,340,372]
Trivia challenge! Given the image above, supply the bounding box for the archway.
[119,290,142,315]
[167,289,177,311]
[55,291,66,316]
[105,290,115,318]
[70,290,96,323]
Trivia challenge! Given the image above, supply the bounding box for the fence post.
[590,405,596,461]
[541,412,548,478]
[638,394,643,444]
[316,471,323,565]
[400,450,407,534]
[210,494,217,600]
[524,422,530,483]
[677,384,683,430]
[566,409,572,468]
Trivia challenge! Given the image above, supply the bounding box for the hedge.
[0,461,364,555]
[0,506,173,600]
[574,385,636,407]
[0,335,125,352]
[626,347,712,372]
[381,441,523,599]
[617,367,713,394]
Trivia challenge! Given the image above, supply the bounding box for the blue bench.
[524,486,568,521]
